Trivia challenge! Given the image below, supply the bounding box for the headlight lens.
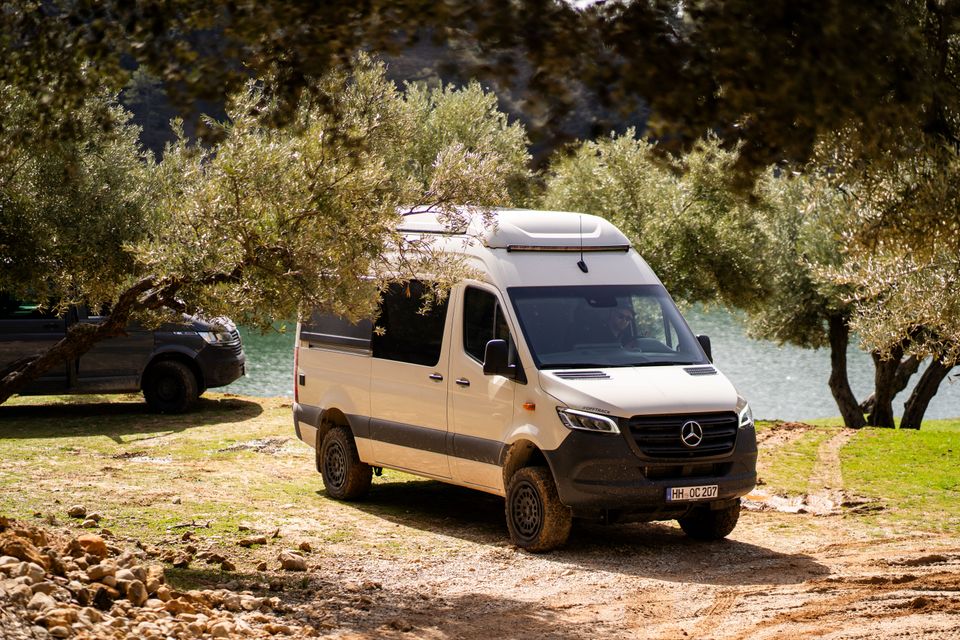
[198,330,233,344]
[735,396,754,429]
[556,408,620,434]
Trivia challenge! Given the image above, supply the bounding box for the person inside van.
[605,307,636,345]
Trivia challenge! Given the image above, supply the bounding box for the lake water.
[225,309,960,421]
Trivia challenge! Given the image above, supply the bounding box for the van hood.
[537,365,739,418]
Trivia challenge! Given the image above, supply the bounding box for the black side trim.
[294,402,323,430]
[347,414,371,438]
[369,418,447,456]
[449,433,504,466]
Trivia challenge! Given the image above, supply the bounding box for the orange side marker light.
[522,402,536,411]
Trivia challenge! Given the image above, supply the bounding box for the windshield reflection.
[507,285,708,369]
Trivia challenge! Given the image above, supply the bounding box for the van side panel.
[296,341,372,457]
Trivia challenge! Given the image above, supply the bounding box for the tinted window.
[300,311,373,352]
[0,293,59,320]
[372,281,449,366]
[463,287,512,363]
[507,284,708,369]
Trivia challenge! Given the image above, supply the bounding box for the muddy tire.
[505,466,572,552]
[678,501,741,540]
[142,360,199,414]
[319,426,372,501]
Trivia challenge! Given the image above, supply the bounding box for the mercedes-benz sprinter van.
[292,209,757,551]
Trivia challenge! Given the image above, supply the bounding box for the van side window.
[463,287,512,363]
[371,281,449,366]
[0,293,58,320]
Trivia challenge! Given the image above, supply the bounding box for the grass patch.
[757,426,838,496]
[842,426,960,532]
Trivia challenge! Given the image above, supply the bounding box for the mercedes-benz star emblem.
[681,421,704,448]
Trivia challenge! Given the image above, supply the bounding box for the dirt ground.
[2,402,959,639]
[286,422,960,640]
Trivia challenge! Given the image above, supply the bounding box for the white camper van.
[293,209,757,551]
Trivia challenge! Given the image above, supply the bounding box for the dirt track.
[279,422,960,639]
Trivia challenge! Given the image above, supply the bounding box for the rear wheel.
[678,502,741,540]
[142,361,198,414]
[505,466,572,552]
[319,426,372,500]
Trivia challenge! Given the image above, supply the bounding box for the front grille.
[626,412,738,458]
[643,462,732,480]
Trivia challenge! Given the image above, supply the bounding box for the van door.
[0,294,68,393]
[369,281,452,478]
[75,306,153,392]
[448,285,516,491]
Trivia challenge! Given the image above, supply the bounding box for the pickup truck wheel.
[678,502,741,540]
[505,466,572,552]
[320,426,372,500]
[142,361,198,414]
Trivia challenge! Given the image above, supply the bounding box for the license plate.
[666,484,719,502]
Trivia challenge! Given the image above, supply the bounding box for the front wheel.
[142,361,199,414]
[505,466,572,552]
[319,426,372,501]
[678,501,741,540]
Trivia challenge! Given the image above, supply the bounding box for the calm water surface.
[225,309,960,420]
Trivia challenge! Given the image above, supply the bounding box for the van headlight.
[198,330,233,344]
[556,408,620,434]
[735,396,754,429]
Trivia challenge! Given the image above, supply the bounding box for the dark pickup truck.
[0,293,245,412]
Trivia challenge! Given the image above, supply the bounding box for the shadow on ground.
[341,477,829,587]
[0,396,264,441]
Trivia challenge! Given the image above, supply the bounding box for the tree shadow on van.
[0,395,263,442]
[341,477,829,587]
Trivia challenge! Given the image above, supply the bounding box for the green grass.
[757,426,839,495]
[841,426,960,532]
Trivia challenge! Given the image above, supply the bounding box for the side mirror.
[483,339,525,383]
[697,334,713,363]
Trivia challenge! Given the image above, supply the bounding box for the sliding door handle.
[455,378,470,387]
[428,373,444,382]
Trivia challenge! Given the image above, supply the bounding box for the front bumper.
[543,425,757,521]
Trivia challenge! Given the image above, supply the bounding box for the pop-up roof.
[397,207,632,252]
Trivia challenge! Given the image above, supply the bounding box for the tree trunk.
[868,344,905,428]
[901,358,955,429]
[828,314,866,428]
[858,354,921,415]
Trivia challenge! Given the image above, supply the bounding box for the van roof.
[397,207,632,251]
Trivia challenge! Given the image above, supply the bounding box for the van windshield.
[507,285,709,369]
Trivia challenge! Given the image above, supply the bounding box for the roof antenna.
[577,215,589,273]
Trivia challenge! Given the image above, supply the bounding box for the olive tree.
[0,59,531,405]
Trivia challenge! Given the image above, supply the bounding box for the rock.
[145,565,165,593]
[265,623,294,635]
[155,585,172,602]
[298,541,312,552]
[67,505,87,519]
[92,585,117,611]
[278,551,307,572]
[0,532,49,569]
[18,561,46,583]
[27,590,56,611]
[31,580,57,595]
[127,579,148,606]
[78,607,103,625]
[115,568,136,582]
[144,598,165,609]
[48,625,71,638]
[43,607,77,628]
[210,620,234,637]
[256,562,268,572]
[76,534,108,560]
[86,562,115,582]
[164,597,197,615]
[238,536,268,548]
[80,519,98,529]
[240,595,262,611]
[220,560,236,572]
